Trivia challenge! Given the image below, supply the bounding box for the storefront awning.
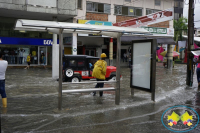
[15,19,150,38]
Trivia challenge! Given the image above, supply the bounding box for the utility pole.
[186,0,194,86]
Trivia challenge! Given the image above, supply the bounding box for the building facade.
[0,0,77,65]
[73,0,175,59]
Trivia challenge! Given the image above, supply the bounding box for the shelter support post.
[151,39,157,101]
[167,45,173,70]
[58,29,63,110]
[115,33,121,105]
[187,0,194,86]
[72,18,77,55]
[52,17,59,79]
[109,38,113,66]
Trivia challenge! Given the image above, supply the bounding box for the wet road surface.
[1,63,200,133]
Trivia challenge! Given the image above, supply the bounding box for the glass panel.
[114,5,122,14]
[86,50,89,55]
[135,8,142,16]
[86,2,92,11]
[128,7,134,16]
[98,3,104,12]
[122,6,128,15]
[104,4,111,14]
[93,3,98,12]
[69,60,77,67]
[132,42,151,89]
[155,0,161,6]
[91,50,95,56]
[146,9,154,15]
[78,60,85,67]
[0,46,38,64]
[78,0,82,9]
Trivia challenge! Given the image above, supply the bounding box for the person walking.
[92,53,107,96]
[0,52,8,108]
[24,53,31,69]
[195,56,200,87]
[123,52,127,62]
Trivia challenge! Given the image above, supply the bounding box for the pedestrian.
[123,52,127,62]
[92,53,107,96]
[195,56,200,87]
[42,53,46,69]
[0,52,8,108]
[173,57,175,68]
[129,53,131,68]
[24,53,31,69]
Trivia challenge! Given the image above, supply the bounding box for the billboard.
[113,8,173,28]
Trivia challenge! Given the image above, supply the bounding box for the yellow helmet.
[101,53,107,58]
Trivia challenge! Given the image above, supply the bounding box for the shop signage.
[78,20,112,37]
[113,8,173,28]
[141,27,174,35]
[0,37,58,46]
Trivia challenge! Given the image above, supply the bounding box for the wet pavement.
[1,63,200,133]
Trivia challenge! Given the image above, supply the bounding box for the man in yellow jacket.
[24,53,31,69]
[92,53,107,96]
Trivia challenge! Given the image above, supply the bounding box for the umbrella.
[160,51,180,57]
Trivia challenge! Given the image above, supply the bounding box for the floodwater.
[1,63,200,133]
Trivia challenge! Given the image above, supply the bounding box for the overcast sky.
[183,0,200,28]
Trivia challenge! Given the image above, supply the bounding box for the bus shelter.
[14,19,150,110]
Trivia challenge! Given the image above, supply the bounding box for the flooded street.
[1,63,200,133]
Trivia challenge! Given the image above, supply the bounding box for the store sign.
[113,8,173,28]
[78,20,112,37]
[142,27,174,35]
[0,37,58,46]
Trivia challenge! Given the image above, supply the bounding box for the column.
[109,38,113,66]
[72,18,77,55]
[167,44,173,70]
[52,17,59,79]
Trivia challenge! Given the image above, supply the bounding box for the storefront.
[0,36,57,65]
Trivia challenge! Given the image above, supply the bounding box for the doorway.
[38,46,47,65]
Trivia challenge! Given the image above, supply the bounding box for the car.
[63,55,119,82]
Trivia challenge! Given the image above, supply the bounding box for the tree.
[173,17,188,43]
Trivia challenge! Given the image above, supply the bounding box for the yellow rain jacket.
[27,55,31,62]
[92,60,107,80]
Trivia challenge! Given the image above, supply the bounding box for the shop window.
[146,9,161,15]
[155,0,161,6]
[125,0,131,2]
[114,5,122,15]
[86,2,111,14]
[115,5,143,16]
[174,1,183,8]
[135,8,142,16]
[77,0,82,9]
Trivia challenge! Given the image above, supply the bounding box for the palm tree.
[174,17,188,45]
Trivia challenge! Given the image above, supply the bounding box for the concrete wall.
[0,0,77,16]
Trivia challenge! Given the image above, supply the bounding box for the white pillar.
[72,18,77,55]
[52,32,59,79]
[167,44,173,70]
[109,38,113,66]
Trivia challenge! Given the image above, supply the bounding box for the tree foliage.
[173,17,188,43]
